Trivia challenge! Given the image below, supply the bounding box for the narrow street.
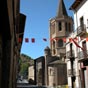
[1,0,88,88]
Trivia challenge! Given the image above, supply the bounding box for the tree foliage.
[19,53,34,77]
[20,62,29,75]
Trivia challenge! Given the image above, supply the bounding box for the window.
[58,22,62,31]
[82,41,86,51]
[70,43,73,56]
[82,41,87,58]
[53,41,55,49]
[52,41,56,55]
[65,22,68,31]
[80,16,84,26]
[68,23,71,32]
[53,49,56,55]
[58,39,63,47]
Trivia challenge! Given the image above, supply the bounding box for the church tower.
[49,0,73,57]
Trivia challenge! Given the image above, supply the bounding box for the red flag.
[86,37,88,41]
[50,38,54,42]
[53,38,58,41]
[74,37,78,41]
[69,38,72,42]
[63,38,66,42]
[72,38,84,50]
[31,38,35,43]
[43,38,47,41]
[25,38,29,43]
[18,38,22,43]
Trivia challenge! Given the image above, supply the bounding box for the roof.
[57,0,68,17]
[69,0,83,10]
[48,60,65,66]
[35,56,45,62]
[44,46,50,50]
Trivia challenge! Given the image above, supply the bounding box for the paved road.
[16,83,53,88]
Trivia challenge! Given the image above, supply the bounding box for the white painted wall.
[67,1,88,88]
[66,32,80,88]
[74,0,88,51]
[74,0,88,31]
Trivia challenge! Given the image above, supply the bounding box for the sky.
[20,0,74,59]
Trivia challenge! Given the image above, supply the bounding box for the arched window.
[53,49,56,55]
[58,22,62,31]
[53,41,55,49]
[58,39,63,47]
[68,23,71,32]
[52,41,56,55]
[65,22,68,32]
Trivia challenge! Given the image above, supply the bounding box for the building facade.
[66,0,88,88]
[66,31,80,88]
[44,46,67,87]
[0,0,26,88]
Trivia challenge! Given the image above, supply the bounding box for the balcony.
[66,50,75,59]
[78,50,88,61]
[68,69,76,77]
[77,24,86,36]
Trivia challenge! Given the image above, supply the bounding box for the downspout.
[70,43,75,88]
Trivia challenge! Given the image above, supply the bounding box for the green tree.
[18,54,34,78]
[20,62,29,76]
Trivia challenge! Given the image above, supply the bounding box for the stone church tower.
[49,0,73,58]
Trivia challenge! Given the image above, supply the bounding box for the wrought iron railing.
[68,69,76,77]
[78,50,88,59]
[77,24,86,35]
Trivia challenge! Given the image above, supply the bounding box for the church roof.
[57,0,68,17]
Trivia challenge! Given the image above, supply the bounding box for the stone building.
[44,46,67,87]
[28,56,45,85]
[0,0,26,88]
[28,0,74,87]
[34,56,45,86]
[47,0,73,86]
[49,0,73,57]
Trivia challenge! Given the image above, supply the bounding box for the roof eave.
[69,0,82,10]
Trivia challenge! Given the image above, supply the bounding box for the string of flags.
[18,37,88,43]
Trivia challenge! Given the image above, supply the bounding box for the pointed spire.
[57,0,68,17]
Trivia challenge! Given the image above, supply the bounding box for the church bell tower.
[49,0,73,56]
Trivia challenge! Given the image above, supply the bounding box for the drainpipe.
[70,43,75,88]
